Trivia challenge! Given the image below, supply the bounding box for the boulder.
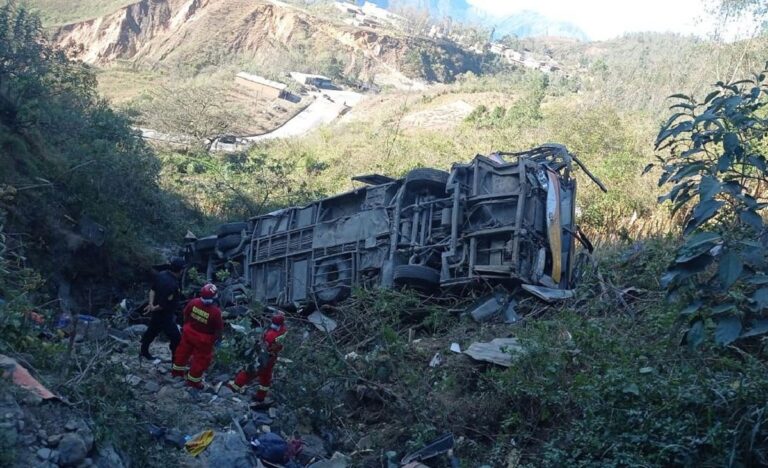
[58,433,88,466]
[36,447,52,460]
[143,381,160,393]
[94,445,125,468]
[202,431,258,467]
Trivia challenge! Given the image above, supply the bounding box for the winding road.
[138,88,364,151]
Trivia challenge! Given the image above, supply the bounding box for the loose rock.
[58,433,88,466]
[37,447,52,460]
[47,434,62,446]
[163,428,186,449]
[144,381,160,393]
[202,431,259,466]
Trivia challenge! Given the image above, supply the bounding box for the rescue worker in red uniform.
[228,310,287,406]
[172,284,224,389]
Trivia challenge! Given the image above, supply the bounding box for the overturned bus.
[183,144,602,306]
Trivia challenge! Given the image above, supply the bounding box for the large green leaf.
[718,251,743,289]
[721,180,744,195]
[740,319,768,338]
[740,210,763,231]
[711,303,737,315]
[684,199,724,235]
[699,175,721,201]
[679,301,702,316]
[717,153,733,172]
[668,93,693,101]
[662,255,714,288]
[685,231,721,248]
[723,133,741,155]
[676,241,718,263]
[715,316,742,345]
[747,155,767,172]
[747,275,768,285]
[642,163,654,175]
[722,95,743,113]
[671,162,705,182]
[704,90,721,104]
[752,288,768,309]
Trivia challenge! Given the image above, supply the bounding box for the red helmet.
[200,283,218,299]
[271,312,285,326]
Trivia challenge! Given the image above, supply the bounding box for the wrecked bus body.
[184,144,600,305]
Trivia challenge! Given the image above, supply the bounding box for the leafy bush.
[0,1,186,280]
[650,66,768,346]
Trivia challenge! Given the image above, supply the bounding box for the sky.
[466,0,759,41]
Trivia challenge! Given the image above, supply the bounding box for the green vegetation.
[280,240,768,466]
[0,0,193,282]
[4,0,768,466]
[651,69,768,346]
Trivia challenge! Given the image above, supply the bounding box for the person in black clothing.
[139,258,185,360]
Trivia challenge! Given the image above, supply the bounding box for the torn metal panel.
[352,174,396,185]
[522,284,575,302]
[464,338,525,367]
[468,292,506,322]
[307,311,337,332]
[503,298,520,324]
[401,433,454,464]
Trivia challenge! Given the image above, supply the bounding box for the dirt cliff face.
[52,0,483,82]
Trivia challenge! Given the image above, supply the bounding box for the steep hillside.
[52,0,490,83]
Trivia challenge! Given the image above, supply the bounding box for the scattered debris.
[503,299,520,324]
[254,432,290,464]
[401,433,454,464]
[146,423,166,440]
[300,434,328,460]
[163,428,187,449]
[468,292,507,322]
[185,429,215,456]
[521,284,575,303]
[308,452,350,468]
[464,338,525,367]
[123,324,148,337]
[124,374,141,386]
[449,343,461,353]
[143,380,160,393]
[0,354,57,400]
[308,311,338,333]
[429,352,443,368]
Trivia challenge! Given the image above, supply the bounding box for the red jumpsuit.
[172,298,223,389]
[231,324,287,401]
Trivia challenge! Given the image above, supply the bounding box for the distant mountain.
[357,0,588,40]
[491,10,588,41]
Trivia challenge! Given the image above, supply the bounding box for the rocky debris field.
[0,282,547,467]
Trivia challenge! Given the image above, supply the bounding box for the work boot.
[225,381,242,393]
[139,349,155,361]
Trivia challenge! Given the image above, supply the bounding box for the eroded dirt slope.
[52,0,478,82]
